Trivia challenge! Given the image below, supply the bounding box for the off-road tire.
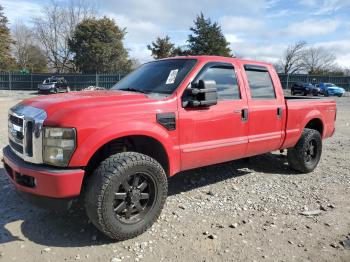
[287,128,322,173]
[84,152,168,240]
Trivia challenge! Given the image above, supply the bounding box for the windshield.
[111,59,197,95]
[44,80,57,84]
[325,83,335,87]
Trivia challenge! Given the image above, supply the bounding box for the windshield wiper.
[118,88,148,94]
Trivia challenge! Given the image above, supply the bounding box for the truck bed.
[281,96,336,149]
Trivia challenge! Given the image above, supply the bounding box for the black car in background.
[291,82,320,96]
[38,76,70,94]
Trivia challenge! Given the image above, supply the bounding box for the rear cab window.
[244,65,276,99]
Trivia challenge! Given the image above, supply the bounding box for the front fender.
[69,121,180,175]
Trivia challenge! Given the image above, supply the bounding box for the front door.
[178,62,249,171]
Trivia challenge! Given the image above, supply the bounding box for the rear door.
[242,64,285,156]
[178,62,249,170]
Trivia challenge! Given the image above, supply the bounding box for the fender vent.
[156,113,176,131]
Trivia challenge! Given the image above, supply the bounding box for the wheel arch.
[84,135,171,179]
[304,118,324,137]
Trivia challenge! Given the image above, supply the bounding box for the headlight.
[43,127,76,167]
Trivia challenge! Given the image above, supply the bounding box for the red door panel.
[179,100,248,170]
[241,64,286,156]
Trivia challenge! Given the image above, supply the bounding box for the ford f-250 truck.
[2,56,336,240]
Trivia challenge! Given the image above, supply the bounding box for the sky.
[2,0,350,67]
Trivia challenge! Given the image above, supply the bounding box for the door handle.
[277,107,283,118]
[241,108,248,122]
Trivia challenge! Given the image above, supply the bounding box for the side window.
[199,66,240,100]
[245,67,276,99]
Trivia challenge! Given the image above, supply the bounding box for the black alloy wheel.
[113,172,157,224]
[304,139,317,163]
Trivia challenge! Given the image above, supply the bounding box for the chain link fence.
[1,72,350,91]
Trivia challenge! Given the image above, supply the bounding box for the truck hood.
[22,90,151,117]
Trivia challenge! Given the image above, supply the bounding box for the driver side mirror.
[183,80,218,108]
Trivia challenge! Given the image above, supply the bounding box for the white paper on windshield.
[166,69,179,84]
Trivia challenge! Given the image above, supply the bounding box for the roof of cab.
[160,55,273,67]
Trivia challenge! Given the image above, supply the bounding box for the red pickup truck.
[3,56,336,240]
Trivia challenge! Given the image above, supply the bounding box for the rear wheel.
[287,128,322,173]
[84,152,168,240]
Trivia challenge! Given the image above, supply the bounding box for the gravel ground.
[0,91,349,262]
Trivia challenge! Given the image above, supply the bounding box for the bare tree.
[301,46,336,74]
[33,0,95,73]
[12,21,34,69]
[279,41,307,74]
[343,68,350,76]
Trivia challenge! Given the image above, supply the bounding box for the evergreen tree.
[69,17,131,73]
[0,5,15,71]
[187,13,231,57]
[147,36,175,59]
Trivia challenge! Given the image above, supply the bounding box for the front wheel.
[287,128,322,173]
[84,152,168,240]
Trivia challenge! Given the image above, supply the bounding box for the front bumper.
[2,146,84,198]
[327,89,345,95]
[38,88,54,93]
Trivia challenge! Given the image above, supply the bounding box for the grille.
[8,114,25,154]
[8,114,33,157]
[9,114,23,126]
[8,105,47,164]
[9,139,24,153]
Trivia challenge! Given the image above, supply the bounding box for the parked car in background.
[291,82,319,96]
[38,76,70,94]
[316,83,345,97]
